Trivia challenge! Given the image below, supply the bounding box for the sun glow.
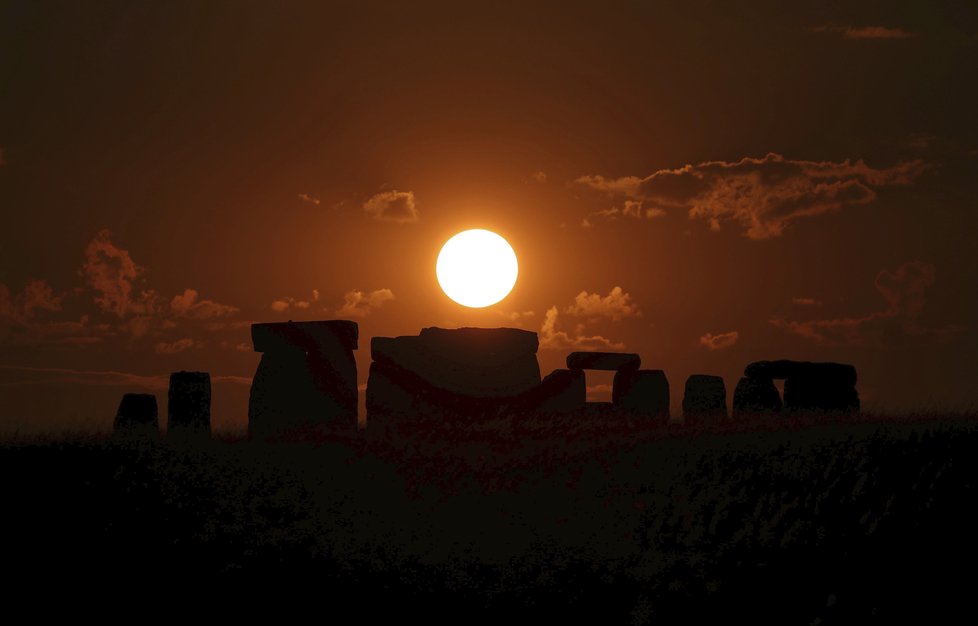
[436,229,518,308]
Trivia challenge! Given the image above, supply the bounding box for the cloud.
[0,280,62,321]
[0,281,99,346]
[334,288,395,318]
[497,310,535,322]
[270,289,320,313]
[539,306,624,351]
[80,229,156,317]
[576,153,929,239]
[0,365,250,390]
[532,171,547,183]
[154,338,198,354]
[363,190,419,223]
[770,261,960,345]
[583,200,666,225]
[792,297,821,306]
[565,287,641,321]
[170,288,238,319]
[699,331,739,351]
[297,193,321,205]
[810,25,918,40]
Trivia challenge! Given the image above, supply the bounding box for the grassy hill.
[2,411,975,623]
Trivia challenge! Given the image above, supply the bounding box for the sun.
[436,229,518,308]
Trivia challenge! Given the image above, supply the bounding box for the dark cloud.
[577,153,929,239]
[770,261,960,345]
[810,25,918,40]
[154,338,198,354]
[363,190,419,223]
[792,297,821,306]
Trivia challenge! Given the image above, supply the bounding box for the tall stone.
[613,369,670,421]
[366,327,541,421]
[742,359,859,414]
[784,377,860,413]
[732,377,782,417]
[682,375,727,424]
[168,371,211,441]
[249,320,358,437]
[113,393,159,440]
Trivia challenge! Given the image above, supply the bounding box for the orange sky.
[2,2,977,433]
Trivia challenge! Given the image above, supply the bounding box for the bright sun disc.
[437,229,518,308]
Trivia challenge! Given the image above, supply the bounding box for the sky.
[2,1,977,433]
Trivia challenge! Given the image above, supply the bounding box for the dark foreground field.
[2,412,976,623]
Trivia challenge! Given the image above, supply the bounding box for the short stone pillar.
[682,375,727,424]
[613,369,670,421]
[732,376,783,418]
[113,393,159,440]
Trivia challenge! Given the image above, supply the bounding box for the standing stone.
[682,375,727,424]
[732,377,782,417]
[168,371,211,441]
[366,327,542,421]
[742,359,859,414]
[613,369,669,420]
[745,360,856,387]
[532,369,586,415]
[249,320,358,437]
[784,377,860,413]
[113,393,159,440]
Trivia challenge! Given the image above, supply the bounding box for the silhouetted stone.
[532,369,586,415]
[567,352,641,372]
[732,377,782,417]
[168,371,211,441]
[682,374,727,424]
[419,326,539,364]
[113,393,159,440]
[784,377,860,413]
[370,327,541,398]
[613,369,669,420]
[252,319,358,353]
[249,320,358,437]
[744,360,857,387]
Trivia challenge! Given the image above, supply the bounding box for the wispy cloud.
[539,306,624,351]
[810,24,918,40]
[154,338,198,354]
[269,289,319,313]
[577,153,929,239]
[771,261,961,345]
[334,288,395,318]
[699,330,739,351]
[0,365,251,389]
[565,286,641,321]
[170,289,238,319]
[363,190,419,223]
[297,193,321,205]
[792,297,821,306]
